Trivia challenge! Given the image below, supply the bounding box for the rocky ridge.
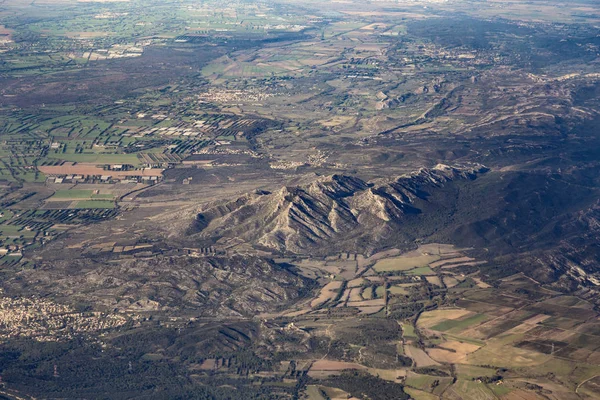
[190,164,489,254]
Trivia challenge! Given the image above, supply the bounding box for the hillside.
[189,164,489,254]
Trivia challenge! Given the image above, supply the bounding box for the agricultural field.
[0,0,599,398]
[373,254,440,272]
[399,271,600,398]
[267,244,600,399]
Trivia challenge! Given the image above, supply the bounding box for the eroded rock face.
[190,164,489,254]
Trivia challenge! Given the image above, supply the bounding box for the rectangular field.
[431,313,489,333]
[373,254,440,272]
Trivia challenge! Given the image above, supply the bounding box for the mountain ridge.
[189,164,489,254]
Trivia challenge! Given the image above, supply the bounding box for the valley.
[0,0,599,398]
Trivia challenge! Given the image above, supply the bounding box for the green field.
[389,285,410,295]
[52,190,115,201]
[431,314,489,333]
[455,364,497,379]
[401,322,417,339]
[0,225,37,238]
[0,210,15,223]
[53,189,95,199]
[405,373,452,395]
[47,153,141,165]
[489,384,512,397]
